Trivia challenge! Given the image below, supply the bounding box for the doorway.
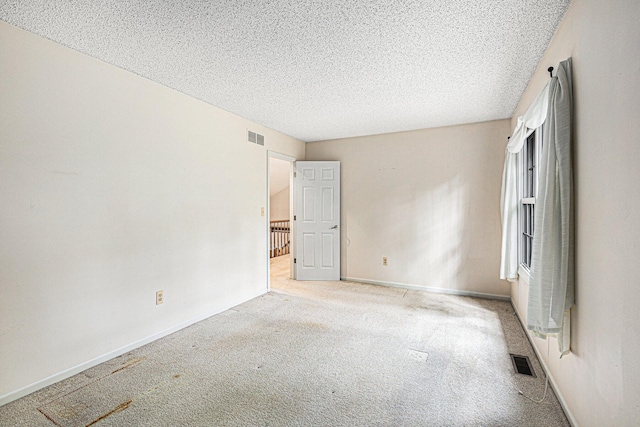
[267,152,294,291]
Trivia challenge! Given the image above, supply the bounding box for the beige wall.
[307,120,510,298]
[0,21,305,403]
[510,0,640,425]
[270,186,290,221]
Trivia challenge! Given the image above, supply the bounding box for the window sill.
[518,265,531,285]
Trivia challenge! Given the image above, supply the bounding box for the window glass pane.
[520,130,538,269]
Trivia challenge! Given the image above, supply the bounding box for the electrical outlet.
[261,207,265,216]
[156,290,164,305]
[382,257,388,266]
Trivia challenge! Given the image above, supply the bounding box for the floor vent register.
[510,354,536,377]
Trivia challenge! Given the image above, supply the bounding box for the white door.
[295,161,340,281]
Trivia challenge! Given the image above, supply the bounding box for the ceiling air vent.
[510,354,536,377]
[248,130,264,146]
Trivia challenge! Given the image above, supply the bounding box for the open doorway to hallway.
[268,155,293,289]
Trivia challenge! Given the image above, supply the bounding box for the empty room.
[1,0,638,426]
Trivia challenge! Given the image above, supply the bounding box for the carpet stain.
[407,348,430,362]
[111,356,145,374]
[37,408,63,427]
[304,322,329,329]
[85,400,132,427]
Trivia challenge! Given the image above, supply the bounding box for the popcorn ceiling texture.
[0,0,570,141]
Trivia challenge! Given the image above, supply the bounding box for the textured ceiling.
[0,1,570,142]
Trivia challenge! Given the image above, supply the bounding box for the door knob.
[330,225,338,229]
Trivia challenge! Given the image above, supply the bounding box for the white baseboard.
[0,289,266,407]
[512,305,579,427]
[342,276,511,301]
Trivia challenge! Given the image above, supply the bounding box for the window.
[519,130,541,270]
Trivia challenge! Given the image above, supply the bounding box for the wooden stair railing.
[270,219,290,258]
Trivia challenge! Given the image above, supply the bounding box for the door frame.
[267,151,296,292]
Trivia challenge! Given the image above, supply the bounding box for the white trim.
[342,277,511,301]
[524,127,535,139]
[512,305,579,427]
[518,264,531,285]
[267,151,296,163]
[0,289,265,407]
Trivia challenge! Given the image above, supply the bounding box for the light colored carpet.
[0,255,569,426]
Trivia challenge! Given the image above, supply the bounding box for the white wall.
[306,120,510,298]
[270,186,290,221]
[0,21,305,403]
[509,0,640,425]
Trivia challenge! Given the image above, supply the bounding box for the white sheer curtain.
[500,58,575,355]
[527,58,574,356]
[499,153,519,281]
[499,80,550,281]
